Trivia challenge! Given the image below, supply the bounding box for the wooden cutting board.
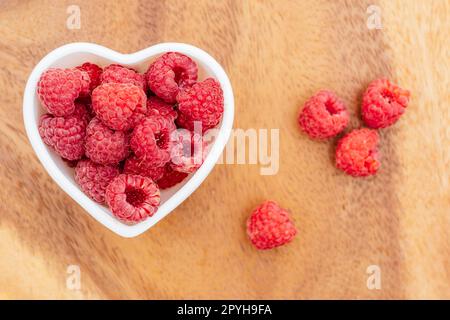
[0,0,448,299]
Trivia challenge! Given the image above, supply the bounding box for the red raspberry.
[38,103,88,160]
[362,78,410,129]
[85,118,129,165]
[335,128,380,177]
[101,64,146,90]
[71,100,91,125]
[76,62,103,93]
[175,111,200,132]
[123,155,165,181]
[147,96,178,121]
[169,129,209,173]
[247,200,297,250]
[130,115,176,167]
[175,111,192,130]
[75,96,95,119]
[37,68,90,116]
[105,174,160,223]
[75,159,119,203]
[92,83,147,131]
[298,90,349,139]
[156,164,189,189]
[176,78,224,132]
[146,52,198,103]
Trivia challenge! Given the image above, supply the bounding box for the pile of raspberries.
[298,78,411,177]
[37,52,224,223]
[37,53,410,252]
[245,78,410,251]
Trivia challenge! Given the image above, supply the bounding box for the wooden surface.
[0,0,449,299]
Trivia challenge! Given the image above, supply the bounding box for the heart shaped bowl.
[23,42,234,238]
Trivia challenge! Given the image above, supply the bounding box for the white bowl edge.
[23,42,234,238]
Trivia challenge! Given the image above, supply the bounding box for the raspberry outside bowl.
[23,42,234,238]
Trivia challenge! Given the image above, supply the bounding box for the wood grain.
[0,0,449,299]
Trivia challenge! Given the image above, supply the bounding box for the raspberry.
[75,159,119,203]
[37,68,90,116]
[101,64,146,90]
[123,155,165,181]
[247,200,297,250]
[85,118,129,165]
[71,101,91,125]
[92,83,147,131]
[130,115,176,167]
[176,78,224,132]
[75,96,95,119]
[76,62,103,93]
[362,78,410,129]
[175,111,196,131]
[335,128,380,177]
[146,52,198,103]
[147,96,177,121]
[170,129,209,173]
[156,164,189,189]
[298,90,349,139]
[105,174,160,223]
[38,103,88,160]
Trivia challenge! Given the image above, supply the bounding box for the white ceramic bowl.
[23,42,234,238]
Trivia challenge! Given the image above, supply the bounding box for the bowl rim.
[23,42,234,238]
